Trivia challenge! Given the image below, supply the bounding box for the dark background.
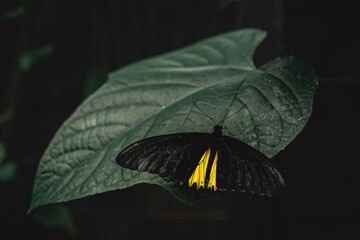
[1,0,360,239]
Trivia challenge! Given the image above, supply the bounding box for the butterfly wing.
[216,136,285,196]
[116,133,211,183]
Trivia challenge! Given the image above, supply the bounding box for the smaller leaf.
[19,45,55,71]
[2,6,26,20]
[31,205,76,234]
[83,67,107,98]
[0,162,16,182]
[0,142,6,164]
[0,109,15,125]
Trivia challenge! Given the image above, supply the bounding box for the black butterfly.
[116,102,284,196]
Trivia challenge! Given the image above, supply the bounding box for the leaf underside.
[29,28,317,212]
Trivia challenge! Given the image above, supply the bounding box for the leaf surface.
[29,29,317,212]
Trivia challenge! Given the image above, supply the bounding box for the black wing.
[216,136,285,196]
[116,133,211,182]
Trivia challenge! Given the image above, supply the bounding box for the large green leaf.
[29,28,317,212]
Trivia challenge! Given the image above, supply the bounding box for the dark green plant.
[29,28,317,212]
[18,45,55,72]
[2,6,26,20]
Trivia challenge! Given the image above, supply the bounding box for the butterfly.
[116,102,284,196]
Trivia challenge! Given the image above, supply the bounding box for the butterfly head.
[192,101,247,133]
[212,125,223,137]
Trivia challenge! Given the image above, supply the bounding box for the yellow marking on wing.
[207,151,218,191]
[188,148,211,190]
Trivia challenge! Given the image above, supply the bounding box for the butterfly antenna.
[218,104,247,125]
[192,101,217,125]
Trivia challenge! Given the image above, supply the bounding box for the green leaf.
[19,45,54,71]
[2,6,26,20]
[29,28,317,212]
[0,142,6,165]
[0,162,16,182]
[0,109,15,125]
[31,205,76,234]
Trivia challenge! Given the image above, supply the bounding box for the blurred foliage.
[1,3,69,234]
[2,6,26,20]
[0,142,6,165]
[31,205,77,235]
[0,108,75,235]
[0,109,15,125]
[217,0,238,9]
[0,161,16,182]
[82,66,108,98]
[19,45,55,72]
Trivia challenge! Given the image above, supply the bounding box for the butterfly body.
[116,124,284,196]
